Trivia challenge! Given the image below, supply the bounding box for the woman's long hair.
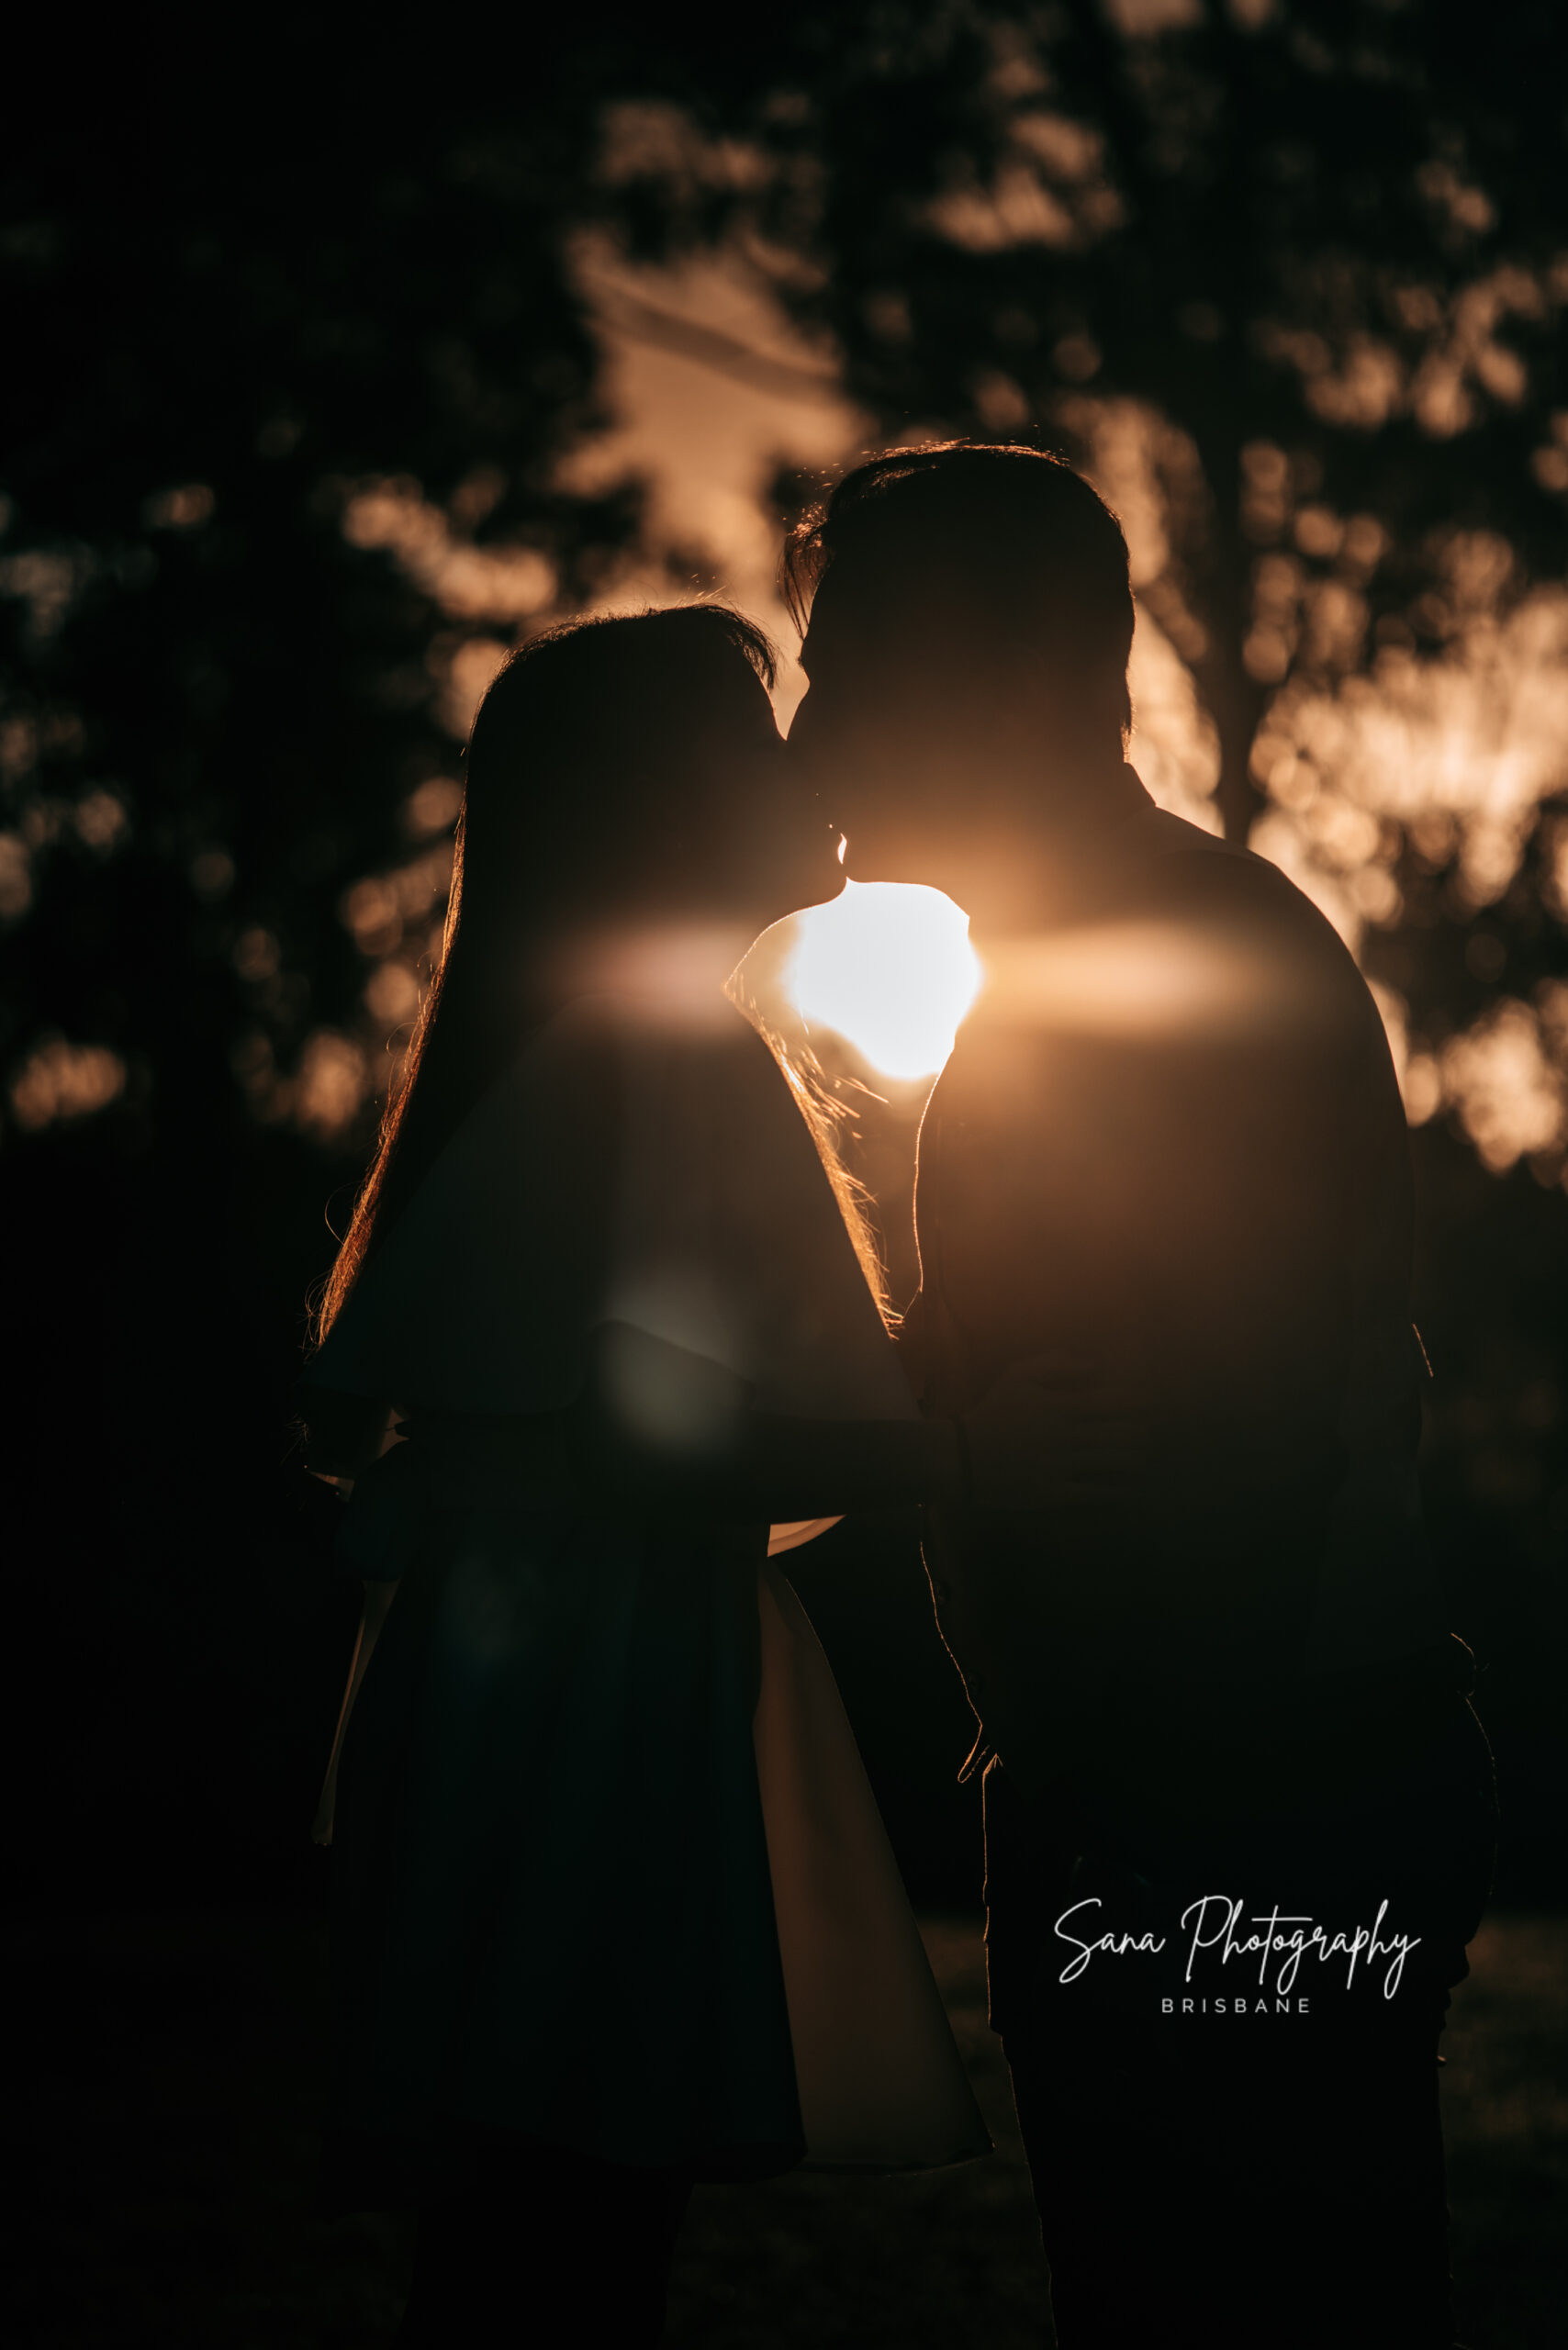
[724,962,896,1330]
[313,604,780,1346]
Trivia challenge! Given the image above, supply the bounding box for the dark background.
[6,9,1567,2344]
[5,7,1565,1913]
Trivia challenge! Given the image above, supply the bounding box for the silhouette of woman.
[297,608,993,2344]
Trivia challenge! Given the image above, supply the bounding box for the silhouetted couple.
[300,444,1495,2347]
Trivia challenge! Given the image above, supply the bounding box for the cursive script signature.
[1054,1896,1421,1998]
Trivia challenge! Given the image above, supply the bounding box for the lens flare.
[982,923,1258,1036]
[785,879,982,1081]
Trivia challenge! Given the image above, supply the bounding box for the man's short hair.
[785,442,1136,738]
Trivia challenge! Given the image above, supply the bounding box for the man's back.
[787,441,1492,2346]
[913,797,1450,1837]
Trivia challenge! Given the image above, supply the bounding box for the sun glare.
[785,879,983,1082]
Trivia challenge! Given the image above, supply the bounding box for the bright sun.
[784,878,983,1082]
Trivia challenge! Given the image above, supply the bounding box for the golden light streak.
[980,922,1263,1038]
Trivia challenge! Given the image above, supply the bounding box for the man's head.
[787,442,1137,906]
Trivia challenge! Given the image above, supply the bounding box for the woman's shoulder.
[412,995,631,1202]
[307,999,631,1416]
[605,989,802,1125]
[482,991,628,1112]
[487,990,767,1102]
[398,993,780,1235]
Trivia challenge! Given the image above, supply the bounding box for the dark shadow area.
[5,1908,1562,2347]
[5,9,1566,2342]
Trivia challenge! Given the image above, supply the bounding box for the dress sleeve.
[610,1014,917,1425]
[307,997,914,1429]
[305,1000,622,1416]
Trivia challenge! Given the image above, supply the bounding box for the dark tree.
[4,5,1563,1901]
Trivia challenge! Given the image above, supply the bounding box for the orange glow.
[571,923,759,1028]
[981,921,1262,1037]
[784,880,982,1081]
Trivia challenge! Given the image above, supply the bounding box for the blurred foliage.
[2,15,661,1902]
[2,24,643,1171]
[3,5,1564,1906]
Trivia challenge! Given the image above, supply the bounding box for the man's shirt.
[911,795,1449,1829]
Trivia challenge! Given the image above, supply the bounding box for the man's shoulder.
[932,811,1380,1134]
[1123,809,1370,1013]
[1128,806,1329,923]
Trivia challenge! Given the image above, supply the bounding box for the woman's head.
[316,603,826,1341]
[462,604,823,963]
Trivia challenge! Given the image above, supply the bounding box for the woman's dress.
[306,994,988,2202]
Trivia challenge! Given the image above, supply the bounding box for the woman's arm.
[562,1323,1139,1521]
[311,1577,398,1846]
[297,1382,398,1483]
[620,1408,967,1520]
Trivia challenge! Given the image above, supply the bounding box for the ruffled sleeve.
[305,999,622,1416]
[610,1011,915,1424]
[308,995,913,1428]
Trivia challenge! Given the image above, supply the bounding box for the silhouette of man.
[788,444,1495,2349]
